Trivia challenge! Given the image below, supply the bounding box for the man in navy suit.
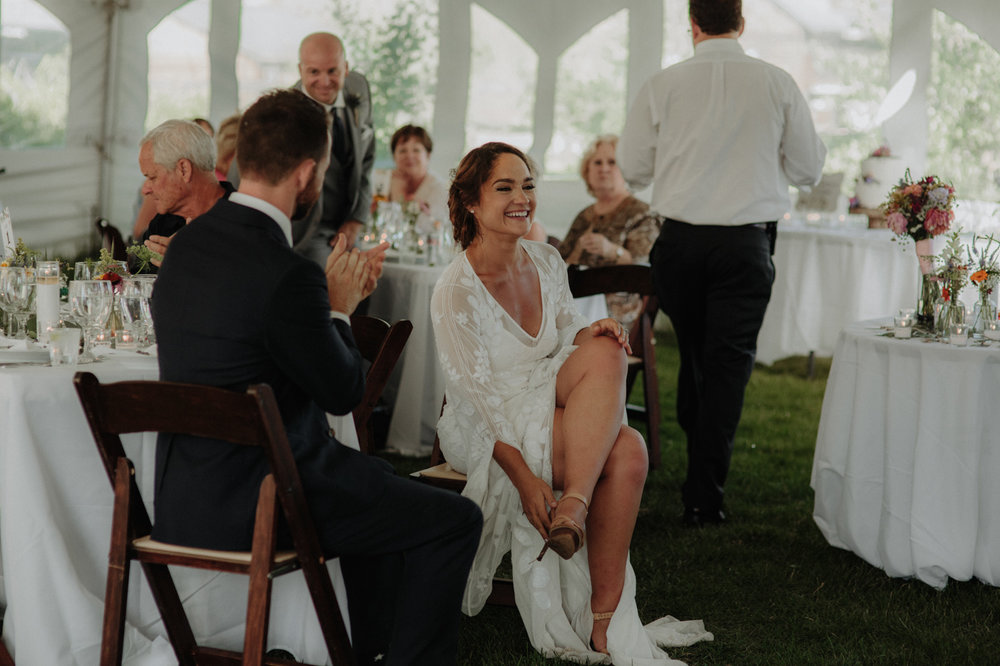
[152,89,481,665]
[292,32,375,265]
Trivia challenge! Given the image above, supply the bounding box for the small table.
[757,223,920,364]
[811,320,1000,588]
[0,351,357,664]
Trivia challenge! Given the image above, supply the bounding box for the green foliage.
[928,11,1000,202]
[0,46,69,149]
[327,0,437,165]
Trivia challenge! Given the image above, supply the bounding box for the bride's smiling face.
[474,152,536,239]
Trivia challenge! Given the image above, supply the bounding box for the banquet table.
[757,221,923,364]
[810,319,1000,588]
[367,257,610,457]
[0,348,358,665]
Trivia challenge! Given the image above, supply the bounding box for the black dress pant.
[651,219,775,513]
[313,462,482,666]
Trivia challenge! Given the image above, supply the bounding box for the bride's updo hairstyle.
[449,142,536,250]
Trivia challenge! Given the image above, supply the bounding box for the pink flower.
[923,208,952,236]
[886,211,908,235]
[903,184,923,197]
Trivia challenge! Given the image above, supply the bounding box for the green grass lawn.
[382,331,999,665]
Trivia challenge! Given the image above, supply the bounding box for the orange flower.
[970,269,989,284]
[902,184,923,197]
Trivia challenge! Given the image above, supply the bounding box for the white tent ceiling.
[1,0,999,257]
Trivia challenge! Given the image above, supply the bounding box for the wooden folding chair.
[0,633,13,666]
[95,217,128,262]
[73,371,354,666]
[567,264,662,469]
[349,315,412,455]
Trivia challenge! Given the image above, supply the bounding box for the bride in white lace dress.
[430,143,712,664]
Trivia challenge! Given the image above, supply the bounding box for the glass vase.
[916,273,940,333]
[935,300,966,339]
[971,293,998,336]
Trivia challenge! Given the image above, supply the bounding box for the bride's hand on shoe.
[513,470,558,538]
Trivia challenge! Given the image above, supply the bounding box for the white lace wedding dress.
[430,240,712,664]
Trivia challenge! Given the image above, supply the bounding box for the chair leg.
[643,360,661,470]
[0,636,14,666]
[298,557,355,666]
[101,459,134,666]
[244,476,280,666]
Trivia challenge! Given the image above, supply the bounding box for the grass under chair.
[381,330,999,665]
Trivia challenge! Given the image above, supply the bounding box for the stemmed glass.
[69,279,114,362]
[0,266,31,339]
[119,277,154,347]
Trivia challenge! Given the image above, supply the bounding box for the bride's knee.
[576,335,628,375]
[607,426,648,486]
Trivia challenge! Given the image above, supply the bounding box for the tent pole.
[95,0,127,222]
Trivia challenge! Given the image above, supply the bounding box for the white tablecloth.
[367,260,447,456]
[0,351,357,664]
[810,320,1000,588]
[758,223,922,364]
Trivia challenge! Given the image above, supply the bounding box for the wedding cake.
[855,148,905,209]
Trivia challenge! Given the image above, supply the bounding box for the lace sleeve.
[431,264,518,463]
[545,246,590,348]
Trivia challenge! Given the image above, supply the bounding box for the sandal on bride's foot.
[536,492,589,561]
[590,611,614,654]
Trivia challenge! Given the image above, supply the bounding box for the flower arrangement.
[967,233,1000,329]
[935,229,968,304]
[0,238,42,268]
[126,243,160,274]
[92,248,129,291]
[881,169,957,243]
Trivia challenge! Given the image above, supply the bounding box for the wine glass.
[69,280,114,362]
[0,266,31,339]
[74,261,95,280]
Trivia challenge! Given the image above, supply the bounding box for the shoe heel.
[536,541,550,561]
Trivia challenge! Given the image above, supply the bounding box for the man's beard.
[292,184,321,220]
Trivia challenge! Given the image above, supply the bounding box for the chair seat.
[412,463,468,493]
[133,535,298,568]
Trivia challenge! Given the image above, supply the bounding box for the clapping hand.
[324,234,389,314]
[590,317,632,355]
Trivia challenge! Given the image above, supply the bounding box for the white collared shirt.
[229,192,293,246]
[618,38,827,226]
[301,87,345,113]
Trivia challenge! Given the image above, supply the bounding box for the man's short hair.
[236,89,330,185]
[141,119,217,173]
[690,0,742,35]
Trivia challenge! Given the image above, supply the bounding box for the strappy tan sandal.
[590,611,614,654]
[536,492,589,561]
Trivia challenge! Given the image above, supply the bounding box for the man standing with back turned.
[618,0,826,527]
[152,89,481,665]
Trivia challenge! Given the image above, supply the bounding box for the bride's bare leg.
[552,335,628,505]
[586,426,647,652]
[552,335,648,651]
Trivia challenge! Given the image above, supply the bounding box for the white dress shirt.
[618,38,826,226]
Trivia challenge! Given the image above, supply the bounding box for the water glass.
[985,320,1000,342]
[893,314,913,339]
[119,277,153,346]
[48,327,81,366]
[69,280,114,362]
[949,322,968,346]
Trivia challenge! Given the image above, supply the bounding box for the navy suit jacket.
[151,197,387,550]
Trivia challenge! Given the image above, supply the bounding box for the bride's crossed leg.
[551,334,649,653]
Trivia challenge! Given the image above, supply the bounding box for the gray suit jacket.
[291,71,375,249]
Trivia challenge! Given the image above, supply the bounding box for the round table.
[811,319,1000,588]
